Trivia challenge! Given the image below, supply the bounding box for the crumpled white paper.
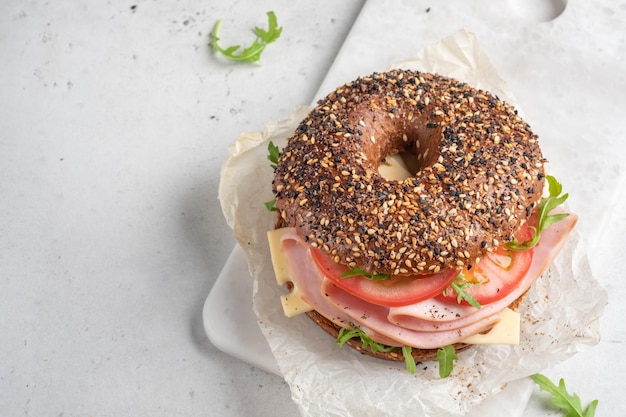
[218,29,608,417]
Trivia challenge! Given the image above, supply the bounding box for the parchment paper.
[218,29,607,417]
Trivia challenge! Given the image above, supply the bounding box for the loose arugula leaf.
[264,198,277,212]
[531,373,599,417]
[253,11,282,44]
[436,345,458,378]
[507,175,569,251]
[446,275,481,309]
[211,11,282,62]
[267,140,280,169]
[340,267,391,281]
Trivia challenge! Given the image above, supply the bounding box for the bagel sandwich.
[265,69,576,375]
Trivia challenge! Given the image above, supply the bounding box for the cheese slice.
[267,228,314,317]
[280,287,314,318]
[267,228,291,285]
[459,307,520,345]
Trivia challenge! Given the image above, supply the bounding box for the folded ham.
[279,213,577,349]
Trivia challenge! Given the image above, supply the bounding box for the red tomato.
[310,248,458,307]
[436,222,535,307]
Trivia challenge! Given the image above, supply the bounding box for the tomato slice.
[436,222,535,307]
[310,248,458,307]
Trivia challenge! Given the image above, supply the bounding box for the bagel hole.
[401,152,421,175]
[377,129,440,181]
[378,152,420,181]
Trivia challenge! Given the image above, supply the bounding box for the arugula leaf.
[402,346,417,374]
[264,142,280,211]
[267,140,280,169]
[507,175,569,251]
[264,199,277,212]
[336,328,419,374]
[436,345,458,378]
[211,11,282,62]
[531,373,599,417]
[336,327,395,353]
[340,267,391,281]
[447,275,481,309]
[253,11,282,44]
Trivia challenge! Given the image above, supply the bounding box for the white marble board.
[205,1,626,416]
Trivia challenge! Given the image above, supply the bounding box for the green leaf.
[264,141,280,211]
[335,327,360,347]
[254,11,282,43]
[264,199,277,212]
[336,327,395,353]
[211,11,282,63]
[507,175,570,251]
[448,275,481,309]
[340,267,391,281]
[531,373,598,417]
[336,328,420,374]
[585,400,599,417]
[402,346,417,375]
[436,345,458,378]
[267,140,280,169]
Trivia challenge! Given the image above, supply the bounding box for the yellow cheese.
[267,228,291,285]
[280,288,314,318]
[267,228,314,317]
[460,308,520,345]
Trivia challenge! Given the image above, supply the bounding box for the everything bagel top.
[272,69,545,276]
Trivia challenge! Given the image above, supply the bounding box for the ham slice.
[280,212,577,349]
[322,279,502,349]
[388,213,575,332]
[280,230,400,346]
